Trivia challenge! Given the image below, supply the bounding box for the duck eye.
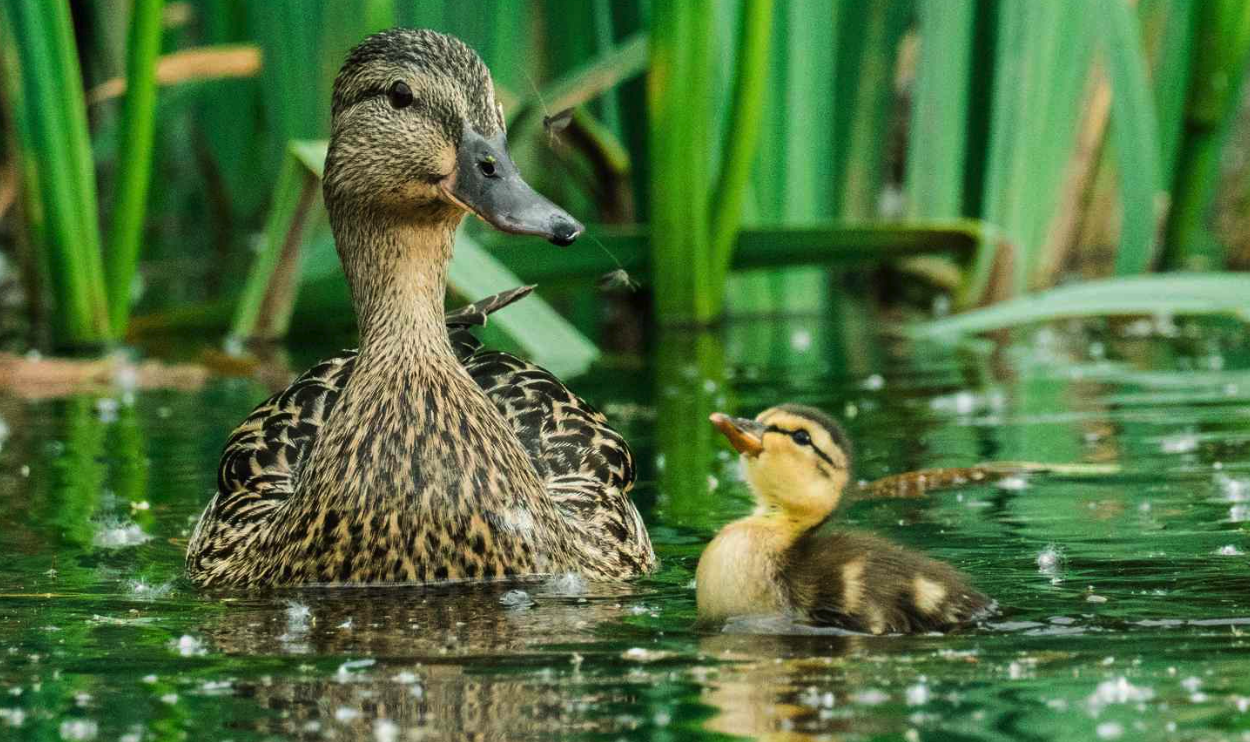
[387,81,413,109]
[792,430,812,446]
[478,157,497,177]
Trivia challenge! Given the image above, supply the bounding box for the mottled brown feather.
[188,288,655,586]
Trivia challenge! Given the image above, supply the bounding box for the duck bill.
[709,413,765,458]
[441,126,584,246]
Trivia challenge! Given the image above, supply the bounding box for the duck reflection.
[699,624,863,740]
[197,579,650,739]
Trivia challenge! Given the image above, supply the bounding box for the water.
[1,317,1249,740]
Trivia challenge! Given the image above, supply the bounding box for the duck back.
[781,528,990,634]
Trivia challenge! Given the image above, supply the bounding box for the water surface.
[1,317,1248,740]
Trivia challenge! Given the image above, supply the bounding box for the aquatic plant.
[3,0,1250,346]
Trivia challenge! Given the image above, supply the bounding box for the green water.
[2,318,1249,741]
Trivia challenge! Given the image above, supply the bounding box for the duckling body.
[186,30,654,587]
[697,405,989,633]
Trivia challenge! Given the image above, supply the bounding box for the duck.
[186,28,656,587]
[696,404,990,633]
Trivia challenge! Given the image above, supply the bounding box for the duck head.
[323,28,583,246]
[710,404,854,527]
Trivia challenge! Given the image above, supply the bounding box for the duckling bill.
[697,405,991,634]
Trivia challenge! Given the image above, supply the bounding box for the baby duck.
[697,404,990,634]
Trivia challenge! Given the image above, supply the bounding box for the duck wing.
[782,530,990,634]
[452,292,656,579]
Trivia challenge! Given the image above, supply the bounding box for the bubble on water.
[790,329,813,352]
[95,397,120,423]
[92,519,151,548]
[335,658,375,683]
[0,708,25,726]
[374,718,399,742]
[334,707,360,722]
[1036,545,1065,576]
[930,389,1005,418]
[543,572,587,597]
[1181,676,1203,693]
[113,364,140,392]
[58,719,98,740]
[905,682,930,706]
[285,601,311,625]
[1096,721,1123,739]
[280,601,312,643]
[852,689,889,706]
[199,680,232,695]
[1088,677,1154,713]
[125,579,173,601]
[170,635,206,657]
[1217,474,1250,502]
[997,475,1029,491]
[500,589,534,609]
[863,374,885,391]
[621,647,673,663]
[1215,545,1245,556]
[798,687,836,709]
[1159,434,1199,454]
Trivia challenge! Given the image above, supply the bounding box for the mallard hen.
[186,29,655,587]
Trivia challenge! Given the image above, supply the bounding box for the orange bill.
[709,412,765,457]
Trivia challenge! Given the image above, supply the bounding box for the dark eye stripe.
[765,425,840,468]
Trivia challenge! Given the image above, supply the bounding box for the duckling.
[186,29,655,587]
[697,404,990,633]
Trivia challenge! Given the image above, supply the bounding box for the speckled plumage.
[186,29,654,587]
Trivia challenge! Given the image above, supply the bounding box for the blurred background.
[2,0,1250,368]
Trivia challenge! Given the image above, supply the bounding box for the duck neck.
[337,209,460,362]
[750,503,829,544]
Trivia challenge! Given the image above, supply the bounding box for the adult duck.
[187,29,655,587]
[697,405,989,633]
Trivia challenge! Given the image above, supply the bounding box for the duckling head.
[324,28,583,246]
[710,404,853,527]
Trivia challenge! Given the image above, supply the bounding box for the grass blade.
[908,0,975,219]
[648,1,715,323]
[708,0,774,281]
[228,142,324,343]
[1162,0,1250,270]
[1099,0,1163,275]
[105,0,164,335]
[0,0,111,345]
[908,273,1250,338]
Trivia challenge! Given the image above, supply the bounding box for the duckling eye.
[387,81,413,110]
[792,430,812,446]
